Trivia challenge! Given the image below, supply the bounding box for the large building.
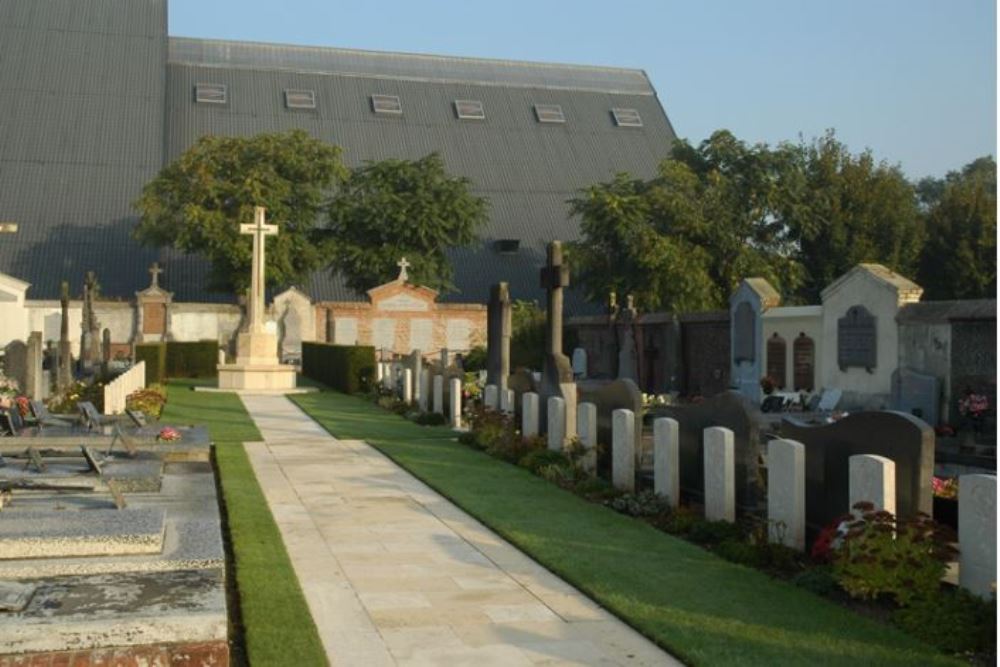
[0,0,677,309]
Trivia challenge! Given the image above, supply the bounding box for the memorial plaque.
[793,334,815,391]
[142,303,167,335]
[733,302,755,363]
[837,305,877,371]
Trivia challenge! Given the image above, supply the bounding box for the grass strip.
[164,380,327,667]
[292,389,961,667]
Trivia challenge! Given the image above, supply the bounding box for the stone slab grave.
[0,508,165,559]
[654,390,765,511]
[781,410,933,531]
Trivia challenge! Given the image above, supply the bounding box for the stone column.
[539,241,576,441]
[432,375,444,415]
[653,417,680,507]
[959,474,996,599]
[486,282,512,391]
[522,392,539,438]
[767,439,806,550]
[704,426,735,522]
[57,281,73,391]
[848,454,896,515]
[410,351,423,405]
[484,384,499,410]
[402,369,413,404]
[25,332,43,400]
[547,396,566,452]
[612,409,635,491]
[577,402,597,475]
[449,377,462,429]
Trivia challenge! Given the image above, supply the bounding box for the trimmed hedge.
[134,343,166,385]
[302,343,375,394]
[165,341,218,378]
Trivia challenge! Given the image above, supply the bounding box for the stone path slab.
[241,394,680,666]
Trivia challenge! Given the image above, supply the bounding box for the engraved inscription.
[838,305,877,371]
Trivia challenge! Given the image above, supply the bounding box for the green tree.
[327,153,488,292]
[916,157,996,299]
[134,130,347,292]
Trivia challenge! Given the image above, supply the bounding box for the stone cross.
[486,282,511,391]
[538,241,576,442]
[240,206,278,333]
[397,257,411,282]
[148,262,163,289]
[57,281,72,390]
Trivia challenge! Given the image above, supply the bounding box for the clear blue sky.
[169,0,996,179]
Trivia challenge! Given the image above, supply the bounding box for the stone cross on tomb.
[240,206,278,333]
[396,257,411,282]
[148,262,162,289]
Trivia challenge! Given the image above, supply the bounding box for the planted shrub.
[126,385,166,419]
[892,587,997,654]
[518,449,570,474]
[606,490,672,518]
[165,341,218,378]
[792,566,839,596]
[414,412,447,426]
[135,343,166,385]
[302,343,375,394]
[687,519,746,546]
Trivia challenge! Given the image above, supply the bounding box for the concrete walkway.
[241,394,680,667]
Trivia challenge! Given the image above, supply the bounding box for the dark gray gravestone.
[891,368,940,426]
[837,305,877,372]
[781,411,933,530]
[657,391,764,510]
[578,378,643,453]
[3,340,27,393]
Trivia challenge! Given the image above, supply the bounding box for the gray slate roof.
[0,0,678,312]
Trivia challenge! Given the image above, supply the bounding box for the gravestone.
[402,369,413,404]
[500,389,515,415]
[3,340,27,393]
[486,282,512,391]
[449,377,462,428]
[547,397,566,452]
[419,368,430,412]
[57,281,73,391]
[704,427,735,522]
[848,454,896,514]
[278,300,303,362]
[432,375,444,415]
[768,439,805,550]
[25,332,43,400]
[538,241,576,444]
[136,262,172,343]
[890,368,939,426]
[577,378,643,463]
[816,388,842,412]
[959,474,997,599]
[577,402,597,474]
[653,417,680,507]
[484,384,499,410]
[572,347,587,379]
[407,350,423,405]
[781,411,933,530]
[612,409,635,491]
[657,391,763,510]
[522,392,540,438]
[730,278,780,403]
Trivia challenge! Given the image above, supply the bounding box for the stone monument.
[216,207,297,391]
[57,281,73,391]
[538,241,576,443]
[486,282,511,391]
[616,294,639,382]
[135,262,173,344]
[79,271,102,372]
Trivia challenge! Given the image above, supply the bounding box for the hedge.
[134,343,166,385]
[302,343,375,394]
[165,341,219,378]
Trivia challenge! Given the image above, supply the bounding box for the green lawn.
[163,380,327,667]
[292,389,961,667]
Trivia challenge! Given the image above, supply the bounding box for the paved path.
[241,394,680,666]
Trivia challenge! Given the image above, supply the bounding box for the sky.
[169,0,996,180]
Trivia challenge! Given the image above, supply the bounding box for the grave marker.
[547,396,566,451]
[704,427,735,522]
[653,417,679,507]
[612,409,635,491]
[767,439,805,550]
[958,474,997,599]
[522,392,539,438]
[848,454,896,514]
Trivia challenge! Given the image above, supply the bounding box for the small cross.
[148,262,163,288]
[396,257,411,282]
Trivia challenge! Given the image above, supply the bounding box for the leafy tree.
[326,153,488,292]
[916,157,996,299]
[134,130,347,292]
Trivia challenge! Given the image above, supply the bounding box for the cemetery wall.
[94,303,136,344]
[951,320,997,423]
[319,302,486,356]
[169,304,242,343]
[898,321,952,418]
[26,302,82,347]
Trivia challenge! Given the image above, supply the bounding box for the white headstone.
[767,438,806,550]
[500,388,515,415]
[419,368,430,412]
[571,347,587,378]
[653,417,680,508]
[432,375,444,415]
[547,396,566,452]
[612,409,635,491]
[959,474,996,599]
[449,377,462,428]
[577,402,597,474]
[402,369,413,404]
[522,392,539,438]
[848,454,896,515]
[484,384,499,410]
[704,426,735,522]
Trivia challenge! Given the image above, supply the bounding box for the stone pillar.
[522,392,539,438]
[57,281,73,391]
[402,369,413,404]
[486,282,512,391]
[500,389,515,415]
[449,377,462,429]
[484,384,499,410]
[419,368,431,412]
[767,439,806,551]
[410,351,423,405]
[653,417,680,507]
[538,241,576,441]
[959,474,996,599]
[547,396,566,452]
[25,332,43,400]
[704,426,735,522]
[376,361,384,383]
[577,402,597,474]
[612,409,635,491]
[432,375,444,415]
[848,454,896,515]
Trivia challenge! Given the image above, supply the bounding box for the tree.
[326,153,488,293]
[134,130,347,292]
[916,157,996,300]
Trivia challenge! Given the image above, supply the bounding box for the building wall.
[762,306,823,391]
[170,304,242,343]
[320,303,486,358]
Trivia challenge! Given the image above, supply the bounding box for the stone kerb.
[432,375,444,415]
[577,402,597,474]
[547,396,566,451]
[848,454,896,515]
[522,392,539,438]
[653,417,679,508]
[703,427,735,522]
[612,409,635,491]
[449,377,462,429]
[767,438,805,550]
[958,474,996,599]
[484,384,499,410]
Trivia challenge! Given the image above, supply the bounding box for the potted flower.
[932,476,959,530]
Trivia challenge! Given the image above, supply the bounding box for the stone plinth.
[216,363,298,392]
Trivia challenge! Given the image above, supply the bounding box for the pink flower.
[157,427,182,442]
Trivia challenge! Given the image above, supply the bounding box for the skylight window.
[454,99,485,120]
[612,108,643,127]
[194,83,227,105]
[285,89,316,110]
[371,94,402,115]
[533,104,565,124]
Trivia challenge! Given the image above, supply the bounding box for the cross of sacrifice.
[396,257,411,282]
[240,206,278,332]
